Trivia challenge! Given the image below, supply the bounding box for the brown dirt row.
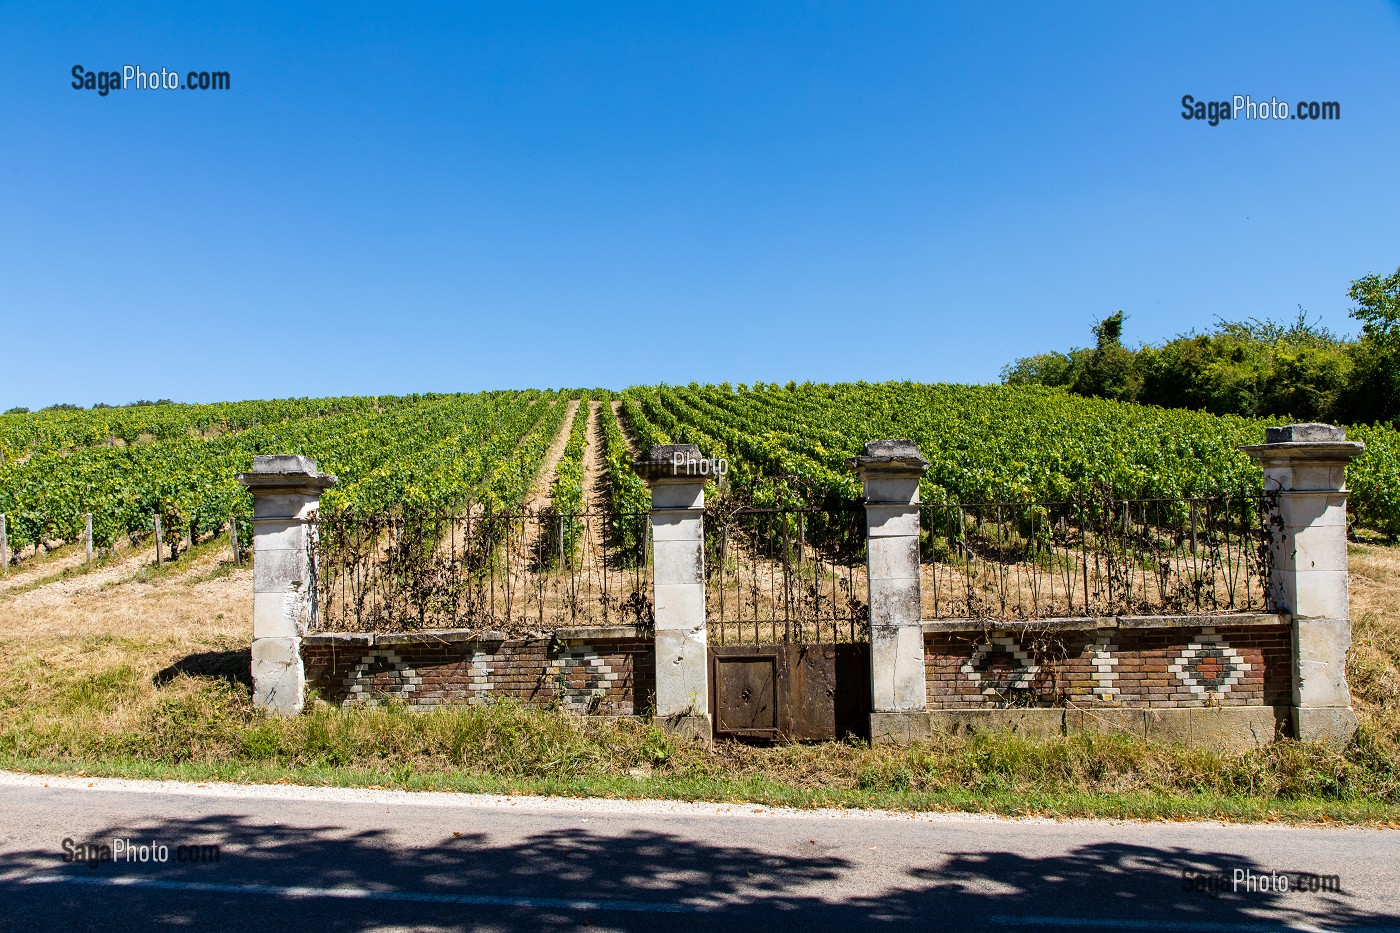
[582,400,604,512]
[610,399,640,459]
[522,398,581,515]
[0,535,183,599]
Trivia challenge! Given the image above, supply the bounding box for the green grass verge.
[3,749,1398,825]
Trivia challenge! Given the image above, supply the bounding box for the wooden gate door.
[710,643,869,741]
[706,502,871,742]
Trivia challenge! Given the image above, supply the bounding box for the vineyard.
[1,383,1397,563]
[619,383,1400,535]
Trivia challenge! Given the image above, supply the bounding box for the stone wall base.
[869,711,938,744]
[872,705,1286,752]
[251,635,305,715]
[656,713,712,744]
[1294,706,1358,744]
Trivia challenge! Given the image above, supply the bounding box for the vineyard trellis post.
[851,440,931,743]
[634,443,712,741]
[1243,423,1366,744]
[236,455,337,715]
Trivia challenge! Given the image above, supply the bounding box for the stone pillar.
[851,440,930,743]
[634,444,711,741]
[235,455,337,716]
[1243,424,1365,743]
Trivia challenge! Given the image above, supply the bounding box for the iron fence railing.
[309,490,1274,637]
[312,509,652,634]
[919,490,1274,620]
[705,504,868,645]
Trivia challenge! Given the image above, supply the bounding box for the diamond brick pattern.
[342,649,420,706]
[304,636,655,715]
[1091,635,1120,698]
[1167,627,1251,697]
[925,624,1289,710]
[960,635,1040,695]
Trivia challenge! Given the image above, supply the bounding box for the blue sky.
[3,2,1398,408]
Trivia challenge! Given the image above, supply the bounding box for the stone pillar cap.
[848,440,930,475]
[1241,423,1364,462]
[633,443,710,482]
[1268,423,1349,443]
[236,454,338,491]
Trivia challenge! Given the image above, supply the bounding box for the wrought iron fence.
[312,508,652,633]
[309,489,1273,636]
[919,490,1273,619]
[705,504,868,645]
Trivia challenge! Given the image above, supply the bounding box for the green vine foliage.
[1,382,1396,558]
[620,382,1400,536]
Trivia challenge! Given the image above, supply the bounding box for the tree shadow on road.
[0,807,1394,932]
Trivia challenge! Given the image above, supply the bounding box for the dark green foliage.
[1132,314,1353,421]
[1002,266,1400,426]
[1349,267,1400,351]
[1071,312,1141,402]
[999,350,1083,388]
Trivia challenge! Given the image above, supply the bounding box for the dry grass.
[0,539,119,594]
[0,543,247,643]
[1347,542,1400,743]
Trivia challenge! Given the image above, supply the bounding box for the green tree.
[1343,264,1400,424]
[1349,265,1400,350]
[1000,350,1084,388]
[1072,312,1141,402]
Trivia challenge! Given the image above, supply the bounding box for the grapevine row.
[620,383,1400,534]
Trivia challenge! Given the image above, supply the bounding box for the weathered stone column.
[851,440,931,743]
[1243,424,1365,743]
[634,444,711,741]
[236,455,337,716]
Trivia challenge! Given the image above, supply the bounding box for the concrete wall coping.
[921,612,1287,634]
[303,624,651,647]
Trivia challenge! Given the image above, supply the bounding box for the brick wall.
[302,628,655,716]
[925,616,1291,711]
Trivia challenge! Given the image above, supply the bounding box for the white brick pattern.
[1168,627,1251,697]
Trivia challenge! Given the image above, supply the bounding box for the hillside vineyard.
[0,383,1396,555]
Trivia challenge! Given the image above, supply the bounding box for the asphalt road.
[0,772,1395,932]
